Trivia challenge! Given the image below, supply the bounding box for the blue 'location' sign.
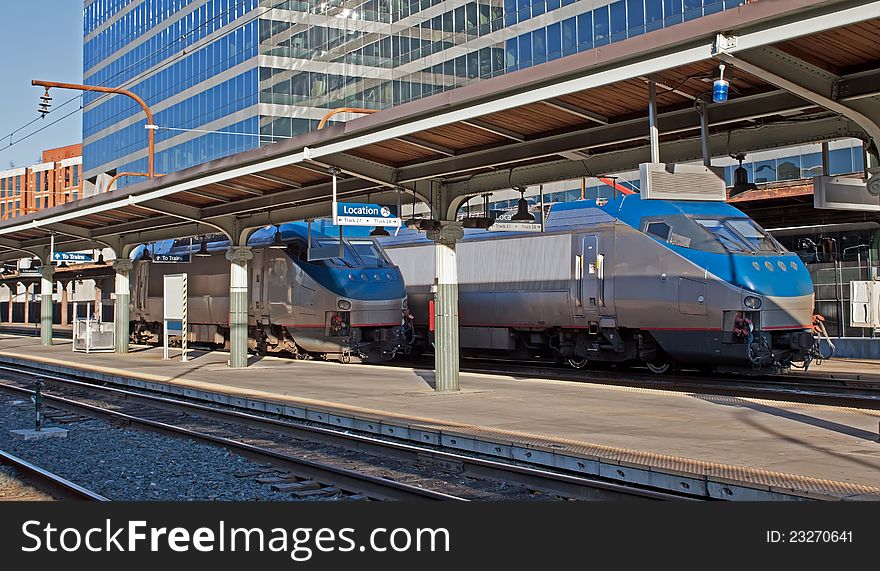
[153,253,191,264]
[335,202,402,227]
[52,252,93,263]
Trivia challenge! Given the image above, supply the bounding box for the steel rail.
[0,449,109,501]
[0,380,461,502]
[0,366,691,501]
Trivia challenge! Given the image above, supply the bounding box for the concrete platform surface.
[1,334,880,500]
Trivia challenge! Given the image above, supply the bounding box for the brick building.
[0,143,82,221]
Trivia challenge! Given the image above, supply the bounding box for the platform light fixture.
[140,244,152,261]
[195,239,211,257]
[511,187,535,222]
[269,227,286,249]
[369,226,390,236]
[713,64,729,103]
[729,153,758,198]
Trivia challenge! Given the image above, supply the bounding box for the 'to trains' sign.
[334,202,402,227]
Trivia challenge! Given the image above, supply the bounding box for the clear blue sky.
[0,2,83,169]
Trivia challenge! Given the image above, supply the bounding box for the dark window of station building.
[593,5,610,46]
[627,0,645,37]
[664,0,682,24]
[547,21,562,60]
[646,0,664,32]
[577,12,593,50]
[610,1,627,42]
[683,0,703,20]
[562,17,577,56]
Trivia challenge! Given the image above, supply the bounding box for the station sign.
[488,221,542,232]
[334,202,402,227]
[52,251,93,263]
[153,253,191,264]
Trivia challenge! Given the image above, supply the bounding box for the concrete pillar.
[428,223,464,392]
[226,246,252,368]
[40,265,54,346]
[112,259,133,354]
[60,283,68,327]
[24,284,30,325]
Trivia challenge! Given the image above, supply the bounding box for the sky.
[0,2,84,169]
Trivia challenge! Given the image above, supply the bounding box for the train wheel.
[645,359,672,374]
[567,357,589,369]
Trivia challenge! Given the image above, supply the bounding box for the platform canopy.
[1,0,879,259]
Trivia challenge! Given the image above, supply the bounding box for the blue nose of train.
[728,253,813,297]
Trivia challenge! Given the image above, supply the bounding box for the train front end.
[288,235,409,362]
[617,196,826,372]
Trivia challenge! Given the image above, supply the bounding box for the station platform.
[1,334,879,501]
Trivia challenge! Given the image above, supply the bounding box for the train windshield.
[694,217,784,254]
[348,239,392,267]
[312,239,361,268]
[725,218,785,253]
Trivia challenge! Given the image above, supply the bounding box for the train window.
[693,219,750,253]
[725,219,785,253]
[314,240,361,268]
[640,215,725,253]
[348,239,391,267]
[645,221,671,241]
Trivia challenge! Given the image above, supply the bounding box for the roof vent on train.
[639,163,727,202]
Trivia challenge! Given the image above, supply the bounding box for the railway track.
[0,449,108,501]
[0,364,692,502]
[389,355,880,409]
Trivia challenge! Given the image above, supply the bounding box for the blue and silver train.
[382,193,826,373]
[129,224,409,362]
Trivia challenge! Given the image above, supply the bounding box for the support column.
[112,259,133,354]
[40,265,54,346]
[699,100,711,167]
[226,246,252,368]
[24,285,30,325]
[60,283,68,327]
[647,79,660,163]
[428,223,463,392]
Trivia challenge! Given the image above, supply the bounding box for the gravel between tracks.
[0,394,305,501]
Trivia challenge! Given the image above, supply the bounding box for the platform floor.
[1,334,879,499]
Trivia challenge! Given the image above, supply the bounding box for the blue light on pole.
[713,63,729,103]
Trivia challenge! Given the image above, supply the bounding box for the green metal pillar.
[428,222,463,392]
[113,259,133,354]
[226,245,252,368]
[39,265,54,347]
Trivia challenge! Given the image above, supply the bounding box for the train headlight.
[337,299,352,310]
[744,296,762,310]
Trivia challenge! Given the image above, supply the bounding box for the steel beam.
[443,115,863,195]
[397,90,814,182]
[460,119,525,141]
[715,44,880,152]
[541,99,609,124]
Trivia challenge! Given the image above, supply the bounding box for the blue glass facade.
[91,0,846,192]
[83,0,260,183]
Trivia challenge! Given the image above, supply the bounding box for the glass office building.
[82,0,750,184]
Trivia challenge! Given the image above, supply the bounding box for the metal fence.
[808,260,876,338]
